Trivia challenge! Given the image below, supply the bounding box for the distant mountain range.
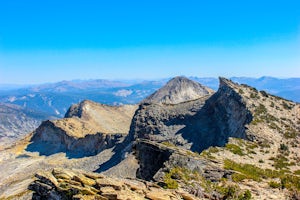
[0,77,298,119]
[0,76,299,144]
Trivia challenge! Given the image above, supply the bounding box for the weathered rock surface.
[135,139,232,183]
[130,77,253,152]
[29,168,200,200]
[142,76,214,105]
[27,100,138,157]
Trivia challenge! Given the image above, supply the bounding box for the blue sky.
[0,1,299,84]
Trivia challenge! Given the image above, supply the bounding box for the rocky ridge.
[129,77,300,199]
[27,100,138,157]
[1,76,299,200]
[29,167,199,200]
[130,77,253,152]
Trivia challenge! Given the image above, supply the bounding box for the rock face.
[27,100,138,157]
[64,100,138,134]
[29,168,195,200]
[142,76,214,104]
[130,77,253,152]
[134,139,232,183]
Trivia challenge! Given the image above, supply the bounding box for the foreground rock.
[29,168,197,200]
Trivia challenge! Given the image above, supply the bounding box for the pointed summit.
[143,76,214,104]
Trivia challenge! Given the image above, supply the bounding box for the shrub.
[294,170,300,175]
[239,190,252,200]
[255,104,267,115]
[225,144,245,156]
[280,175,300,191]
[208,146,220,153]
[164,176,178,189]
[161,141,175,147]
[260,90,268,97]
[280,143,289,151]
[163,169,180,189]
[284,129,297,139]
[270,155,290,169]
[224,159,280,182]
[282,101,292,110]
[250,93,259,99]
[220,185,239,199]
[269,181,281,188]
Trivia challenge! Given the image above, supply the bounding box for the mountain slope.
[0,103,50,148]
[27,100,138,157]
[129,77,300,199]
[142,76,214,104]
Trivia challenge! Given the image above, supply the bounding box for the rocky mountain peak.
[142,76,214,104]
[27,100,138,157]
[64,99,93,118]
[219,77,237,88]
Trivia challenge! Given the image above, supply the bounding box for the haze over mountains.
[0,76,299,117]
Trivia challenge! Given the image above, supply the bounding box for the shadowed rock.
[26,100,137,158]
[129,77,253,152]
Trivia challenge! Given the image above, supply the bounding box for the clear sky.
[0,0,299,84]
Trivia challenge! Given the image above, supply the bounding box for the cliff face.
[130,77,253,152]
[27,100,138,157]
[28,120,122,157]
[128,77,300,199]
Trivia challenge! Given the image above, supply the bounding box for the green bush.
[238,89,244,94]
[239,190,252,200]
[250,93,259,99]
[280,143,289,151]
[163,168,180,189]
[270,155,290,169]
[284,129,298,139]
[225,144,245,156]
[164,177,178,189]
[282,101,292,110]
[224,159,280,182]
[269,181,281,188]
[294,170,300,175]
[260,90,268,97]
[280,175,300,191]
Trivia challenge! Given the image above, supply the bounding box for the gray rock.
[130,77,252,152]
[142,76,214,105]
